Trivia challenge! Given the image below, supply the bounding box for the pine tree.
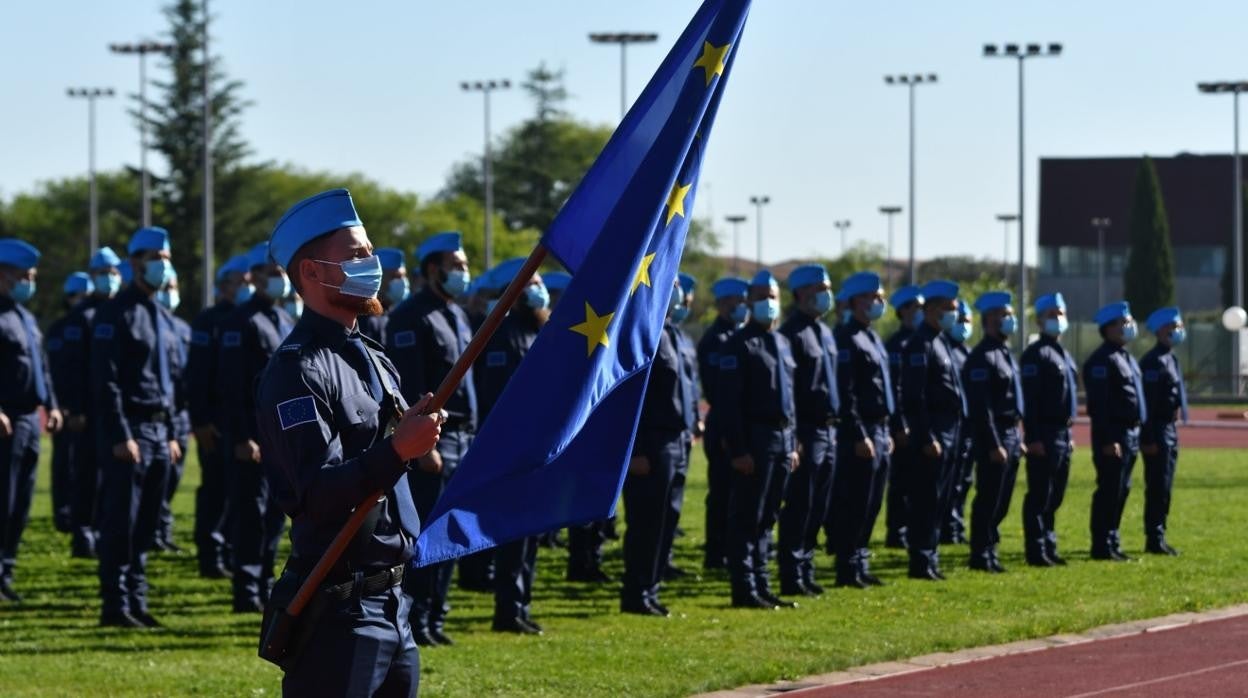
[1123,156,1176,321]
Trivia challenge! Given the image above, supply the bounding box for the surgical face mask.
[317,255,383,298]
[1043,316,1068,337]
[1169,327,1187,346]
[731,302,750,325]
[442,269,470,297]
[284,298,303,319]
[938,310,958,331]
[867,300,886,321]
[234,283,254,305]
[523,283,550,310]
[840,309,852,325]
[949,321,973,344]
[485,299,499,315]
[812,290,833,315]
[156,289,180,311]
[387,277,410,305]
[94,272,121,297]
[752,298,779,324]
[672,306,690,323]
[265,274,291,300]
[906,310,924,330]
[1000,315,1018,336]
[144,258,174,289]
[1121,321,1138,342]
[11,279,35,303]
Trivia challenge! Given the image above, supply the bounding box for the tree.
[1123,156,1176,321]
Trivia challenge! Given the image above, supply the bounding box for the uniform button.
[356,409,363,416]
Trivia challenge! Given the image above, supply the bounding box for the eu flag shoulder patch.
[63,326,83,341]
[93,323,114,340]
[909,352,926,367]
[392,330,416,349]
[719,355,739,370]
[1144,369,1160,382]
[222,331,241,348]
[486,351,507,368]
[970,368,989,382]
[277,396,317,431]
[1021,364,1039,377]
[1090,365,1108,379]
[191,330,212,346]
[839,351,852,364]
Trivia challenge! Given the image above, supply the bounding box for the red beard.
[329,290,383,317]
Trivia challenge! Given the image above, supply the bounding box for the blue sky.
[3,1,1246,266]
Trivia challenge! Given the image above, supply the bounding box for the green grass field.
[2,442,1246,696]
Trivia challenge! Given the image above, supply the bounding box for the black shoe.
[413,628,438,647]
[835,574,868,589]
[648,599,671,617]
[661,565,687,581]
[674,526,686,538]
[1027,552,1056,567]
[521,617,544,633]
[233,598,264,614]
[968,557,994,572]
[199,562,232,579]
[100,611,145,628]
[1090,548,1122,561]
[429,629,454,646]
[805,579,826,594]
[908,566,943,581]
[621,598,666,616]
[779,580,809,597]
[731,593,778,610]
[860,572,885,587]
[1110,548,1132,561]
[71,536,97,560]
[0,579,21,602]
[133,611,162,628]
[1147,540,1180,556]
[1046,552,1068,566]
[885,533,907,549]
[989,558,1008,573]
[758,591,797,608]
[492,616,542,634]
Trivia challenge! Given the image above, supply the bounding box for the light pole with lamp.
[461,79,511,270]
[109,40,175,228]
[589,33,659,120]
[750,195,770,269]
[884,73,937,284]
[725,214,747,274]
[67,87,115,254]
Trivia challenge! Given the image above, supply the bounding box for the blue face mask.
[266,274,291,300]
[949,321,973,343]
[284,298,303,319]
[907,311,924,330]
[1001,315,1018,336]
[1121,321,1138,342]
[938,310,958,331]
[442,269,471,297]
[867,300,886,321]
[11,279,35,303]
[234,283,254,305]
[840,308,852,325]
[94,272,121,297]
[731,302,750,325]
[485,299,500,315]
[672,306,691,323]
[143,258,174,289]
[1169,327,1187,346]
[524,283,550,310]
[156,289,180,311]
[387,277,410,305]
[1044,315,1068,337]
[317,255,383,298]
[752,298,779,324]
[812,290,833,315]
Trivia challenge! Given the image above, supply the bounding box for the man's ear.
[299,258,319,288]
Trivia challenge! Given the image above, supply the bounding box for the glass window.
[1173,245,1226,277]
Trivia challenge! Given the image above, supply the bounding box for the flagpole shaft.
[281,244,550,618]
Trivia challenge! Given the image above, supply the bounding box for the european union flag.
[415,0,751,566]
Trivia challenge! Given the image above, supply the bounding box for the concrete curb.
[692,603,1248,698]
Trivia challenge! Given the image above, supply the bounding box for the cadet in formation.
[156,270,192,553]
[46,272,92,536]
[257,188,443,696]
[1140,307,1188,556]
[943,300,974,545]
[359,247,408,344]
[882,284,923,550]
[662,273,701,580]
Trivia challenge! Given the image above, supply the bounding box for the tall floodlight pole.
[750,195,770,268]
[879,206,902,285]
[67,87,116,254]
[1198,80,1248,395]
[725,214,748,274]
[202,0,214,304]
[984,42,1062,350]
[996,213,1018,285]
[833,220,852,256]
[461,79,511,270]
[884,73,937,284]
[110,40,175,227]
[1090,216,1112,308]
[588,32,659,120]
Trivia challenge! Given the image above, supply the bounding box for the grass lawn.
[1,442,1246,696]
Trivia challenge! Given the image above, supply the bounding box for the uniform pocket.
[334,392,380,427]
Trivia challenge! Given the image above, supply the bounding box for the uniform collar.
[298,307,354,350]
[1153,342,1172,355]
[0,294,14,312]
[417,284,452,309]
[981,334,1007,349]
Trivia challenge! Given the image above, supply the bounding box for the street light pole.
[879,206,902,286]
[833,219,852,256]
[589,33,659,120]
[461,79,511,270]
[750,195,770,269]
[984,42,1062,350]
[110,40,175,228]
[1090,216,1112,308]
[725,214,747,274]
[67,87,115,254]
[885,74,937,284]
[996,213,1018,286]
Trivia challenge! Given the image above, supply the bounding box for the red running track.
[799,614,1248,697]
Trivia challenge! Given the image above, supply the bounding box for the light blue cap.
[483,257,527,291]
[841,271,883,300]
[1094,301,1132,327]
[678,272,697,295]
[1146,306,1182,333]
[64,271,93,295]
[217,254,251,282]
[712,277,749,299]
[376,248,405,271]
[787,264,830,291]
[921,279,959,301]
[127,227,170,255]
[752,269,778,288]
[416,231,463,265]
[889,285,924,308]
[1035,292,1066,313]
[974,291,1012,313]
[247,242,271,269]
[89,246,122,270]
[269,188,363,268]
[0,239,39,269]
[543,271,571,291]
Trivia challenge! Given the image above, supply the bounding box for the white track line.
[1063,657,1248,698]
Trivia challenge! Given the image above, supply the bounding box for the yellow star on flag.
[665,182,692,226]
[692,41,730,86]
[569,302,615,356]
[631,253,656,294]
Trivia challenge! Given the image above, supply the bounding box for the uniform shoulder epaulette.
[277,342,304,359]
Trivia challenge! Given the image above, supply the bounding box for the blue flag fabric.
[415,0,752,566]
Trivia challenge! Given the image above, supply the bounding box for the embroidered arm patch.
[277,396,318,431]
[191,330,211,346]
[222,331,241,348]
[64,326,83,341]
[392,330,416,348]
[486,351,507,367]
[909,352,926,367]
[1090,365,1108,379]
[93,323,114,340]
[719,355,739,370]
[1021,364,1038,377]
[970,368,989,382]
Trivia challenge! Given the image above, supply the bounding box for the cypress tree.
[1123,156,1176,321]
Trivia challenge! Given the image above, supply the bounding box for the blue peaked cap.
[974,291,1012,313]
[1035,292,1066,313]
[787,264,829,291]
[483,257,527,291]
[248,242,271,269]
[889,284,924,308]
[64,271,93,295]
[0,239,40,269]
[89,246,122,270]
[957,299,971,317]
[921,279,959,301]
[119,263,132,283]
[678,272,696,295]
[841,271,883,299]
[216,254,250,282]
[752,269,778,288]
[269,188,363,268]
[1147,306,1182,333]
[128,227,170,255]
[417,231,463,265]
[542,271,571,291]
[712,277,748,299]
[1094,301,1132,327]
[376,248,405,271]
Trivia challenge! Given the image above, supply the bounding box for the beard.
[328,288,384,317]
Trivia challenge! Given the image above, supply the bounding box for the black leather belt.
[322,564,405,601]
[126,408,169,422]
